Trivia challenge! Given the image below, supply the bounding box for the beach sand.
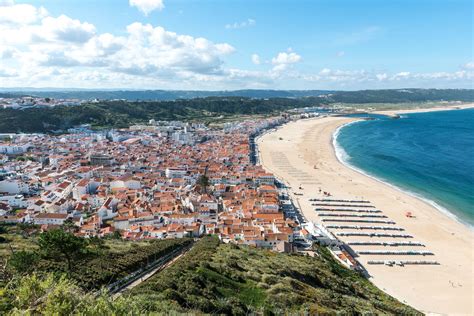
[257,115,474,315]
[373,102,474,116]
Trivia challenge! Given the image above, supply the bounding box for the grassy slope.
[34,238,192,290]
[0,227,192,290]
[1,229,420,314]
[130,236,420,315]
[0,225,39,257]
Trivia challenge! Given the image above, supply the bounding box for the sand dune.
[257,116,474,315]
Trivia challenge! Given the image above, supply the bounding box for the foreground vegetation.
[130,236,419,314]
[0,274,147,315]
[1,226,192,290]
[0,235,419,314]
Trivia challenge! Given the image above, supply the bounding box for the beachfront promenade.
[257,115,474,315]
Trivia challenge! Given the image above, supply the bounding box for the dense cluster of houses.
[0,117,305,252]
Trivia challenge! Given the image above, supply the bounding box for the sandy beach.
[373,102,474,116]
[257,114,474,315]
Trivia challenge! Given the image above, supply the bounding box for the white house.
[0,179,31,194]
[0,143,31,155]
[0,194,27,208]
[165,168,186,179]
[72,179,92,199]
[97,197,119,220]
[110,178,141,190]
[33,213,69,226]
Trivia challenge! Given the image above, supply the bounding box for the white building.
[0,194,27,208]
[33,213,69,226]
[165,168,187,179]
[0,143,31,155]
[0,179,31,194]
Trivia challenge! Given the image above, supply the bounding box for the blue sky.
[0,0,472,89]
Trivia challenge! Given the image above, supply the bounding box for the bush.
[7,251,38,274]
[0,273,149,315]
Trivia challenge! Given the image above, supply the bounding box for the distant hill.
[0,89,334,101]
[1,88,472,102]
[0,97,317,133]
[1,89,473,133]
[325,89,474,104]
[0,93,28,98]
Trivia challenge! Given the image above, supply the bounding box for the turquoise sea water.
[335,108,474,228]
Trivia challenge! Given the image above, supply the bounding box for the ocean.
[335,108,474,228]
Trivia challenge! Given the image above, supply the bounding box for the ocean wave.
[332,121,474,231]
[332,120,359,162]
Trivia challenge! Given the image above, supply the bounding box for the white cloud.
[301,68,474,88]
[116,22,235,75]
[129,0,164,16]
[462,61,474,70]
[0,66,17,77]
[271,50,301,71]
[336,51,345,57]
[0,46,16,59]
[0,2,472,90]
[225,18,256,29]
[272,51,301,65]
[0,0,235,83]
[393,71,411,80]
[39,15,96,43]
[0,1,47,25]
[251,53,261,65]
[376,73,388,81]
[0,11,94,45]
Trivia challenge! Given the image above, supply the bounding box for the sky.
[0,0,472,90]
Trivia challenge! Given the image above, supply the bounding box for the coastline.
[372,102,474,116]
[332,120,473,231]
[257,115,474,315]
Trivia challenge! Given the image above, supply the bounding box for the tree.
[109,230,122,240]
[7,250,38,275]
[61,218,78,234]
[37,229,87,274]
[197,175,210,194]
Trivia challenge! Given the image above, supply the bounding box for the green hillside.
[0,236,420,315]
[130,236,420,315]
